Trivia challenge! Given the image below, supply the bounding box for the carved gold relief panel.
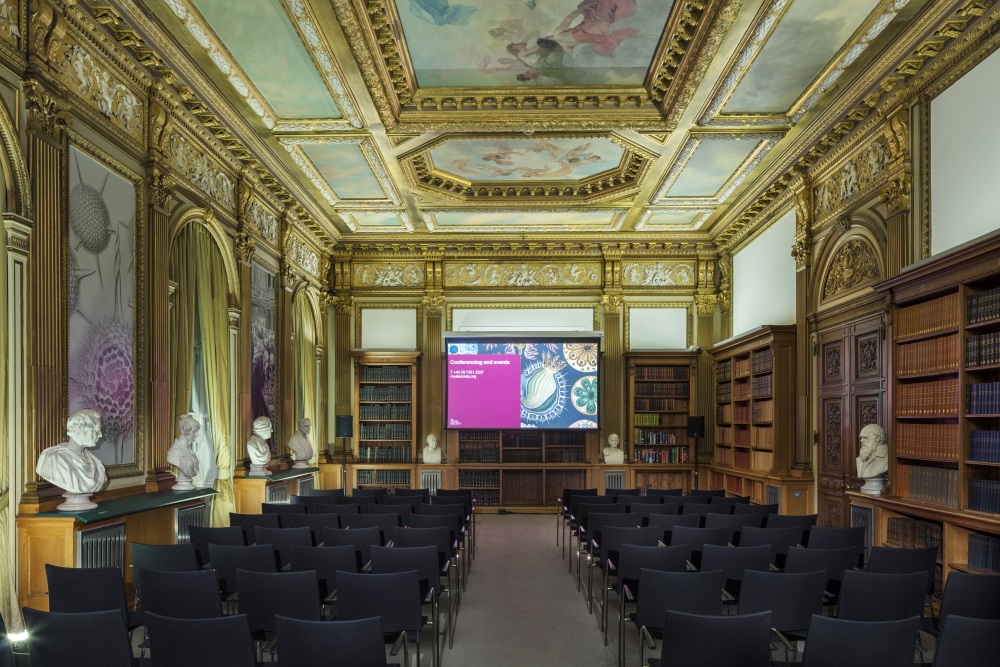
[167,131,236,213]
[822,237,881,301]
[354,262,425,288]
[0,0,22,50]
[621,261,696,287]
[822,398,843,473]
[812,141,890,220]
[443,261,602,289]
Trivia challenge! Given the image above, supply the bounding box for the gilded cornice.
[336,239,707,259]
[444,261,602,289]
[880,173,911,218]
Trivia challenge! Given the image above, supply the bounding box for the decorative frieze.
[813,141,890,218]
[288,235,320,278]
[444,262,601,288]
[167,133,235,209]
[247,200,278,243]
[355,263,424,288]
[61,44,142,138]
[0,0,20,44]
[621,262,696,287]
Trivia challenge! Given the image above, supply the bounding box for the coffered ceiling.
[149,0,929,241]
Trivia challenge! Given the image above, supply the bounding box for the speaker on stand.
[687,416,705,490]
[335,415,353,493]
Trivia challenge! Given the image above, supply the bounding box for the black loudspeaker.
[687,416,705,439]
[335,415,353,438]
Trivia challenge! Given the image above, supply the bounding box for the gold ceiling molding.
[621,262,697,287]
[822,237,881,301]
[354,262,425,288]
[444,261,602,289]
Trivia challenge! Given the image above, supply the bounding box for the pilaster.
[422,287,444,445]
[5,215,33,511]
[792,175,813,474]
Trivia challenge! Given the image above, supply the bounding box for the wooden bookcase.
[351,351,420,490]
[707,326,811,513]
[861,231,1000,581]
[624,352,698,491]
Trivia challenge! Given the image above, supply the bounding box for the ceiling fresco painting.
[298,142,390,201]
[425,209,628,232]
[340,210,414,232]
[428,137,626,181]
[394,0,678,87]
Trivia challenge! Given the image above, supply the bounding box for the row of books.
[547,433,587,446]
[715,447,733,467]
[967,286,1000,325]
[734,449,751,470]
[471,489,500,506]
[751,449,773,472]
[970,430,1000,463]
[885,516,942,556]
[968,533,1000,573]
[715,359,732,382]
[459,430,501,441]
[359,365,412,382]
[966,331,1000,368]
[633,446,689,464]
[635,398,689,412]
[752,375,773,399]
[752,427,774,449]
[899,463,959,507]
[896,333,959,376]
[895,378,958,416]
[968,479,1000,514]
[357,469,411,485]
[359,423,412,440]
[458,447,501,463]
[633,413,688,426]
[968,382,1000,414]
[715,427,732,445]
[502,433,544,447]
[753,400,774,424]
[734,382,752,401]
[751,348,773,374]
[734,429,751,446]
[359,404,412,420]
[359,385,411,401]
[635,382,690,397]
[503,449,544,463]
[716,385,732,403]
[357,445,412,463]
[635,367,690,381]
[546,449,585,463]
[895,292,959,340]
[895,422,959,461]
[733,358,751,377]
[459,470,500,487]
[734,406,750,423]
[716,405,733,424]
[634,431,679,445]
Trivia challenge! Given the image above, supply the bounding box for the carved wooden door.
[817,314,885,526]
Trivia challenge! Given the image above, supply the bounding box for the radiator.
[766,484,781,511]
[175,502,209,543]
[421,470,442,495]
[297,477,315,496]
[850,504,875,566]
[266,482,289,504]
[605,470,626,491]
[76,522,126,569]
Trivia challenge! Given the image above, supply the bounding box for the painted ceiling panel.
[722,0,881,114]
[300,144,386,200]
[428,137,625,181]
[639,209,709,230]
[192,0,342,118]
[395,0,675,87]
[343,211,411,230]
[661,138,760,198]
[430,209,623,230]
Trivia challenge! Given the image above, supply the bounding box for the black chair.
[765,513,818,546]
[932,615,1000,666]
[344,494,375,513]
[322,526,384,571]
[783,546,858,606]
[666,525,730,569]
[419,502,470,578]
[585,511,638,612]
[208,543,278,599]
[307,489,345,499]
[313,503,361,521]
[732,502,779,521]
[337,570,429,667]
[739,568,825,662]
[391,526,460,618]
[806,525,867,567]
[352,488,387,498]
[568,494,613,573]
[644,489,684,499]
[275,615,399,667]
[610,544,688,659]
[434,489,475,558]
[368,503,410,527]
[229,512,282,544]
[189,525,246,567]
[927,571,1000,637]
[136,568,223,619]
[698,544,771,605]
[798,614,920,667]
[262,502,309,524]
[709,494,750,505]
[129,542,199,608]
[679,495,711,505]
[22,608,133,667]
[288,543,358,609]
[623,495,662,512]
[867,545,938,622]
[737,525,802,568]
[837,570,927,622]
[290,494,333,510]
[703,512,763,544]
[632,502,680,527]
[146,611,256,666]
[380,495,422,513]
[407,514,465,590]
[575,503,625,591]
[646,512,701,538]
[44,564,139,637]
[352,512,406,545]
[255,526,314,568]
[237,569,321,658]
[286,512,343,545]
[394,487,430,501]
[371,544,446,661]
[649,610,772,667]
[559,488,597,558]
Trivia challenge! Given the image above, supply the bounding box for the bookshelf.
[624,352,698,491]
[352,351,420,490]
[707,326,811,513]
[863,230,1000,581]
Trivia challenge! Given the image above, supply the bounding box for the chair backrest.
[189,525,246,567]
[601,526,666,570]
[588,512,639,551]
[44,564,128,629]
[570,493,611,521]
[562,488,598,516]
[407,513,461,547]
[932,615,1000,666]
[703,513,763,543]
[783,546,857,596]
[130,542,199,576]
[418,502,467,529]
[680,495,711,505]
[287,512,342,545]
[337,570,422,635]
[645,488,684,498]
[736,525,802,566]
[371,544,442,595]
[347,513,400,544]
[321,526,383,570]
[765,513,817,545]
[314,502,360,517]
[22,608,133,667]
[867,546,937,596]
[433,490,472,517]
[237,569,321,634]
[275,615,389,667]
[136,568,222,619]
[255,526,314,568]
[646,512,701,536]
[352,488,387,498]
[634,569,725,631]
[667,525,731,567]
[289,544,358,601]
[709,495,751,505]
[146,612,256,667]
[801,614,920,667]
[367,503,409,527]
[623,495,661,512]
[632,503,680,525]
[393,488,430,502]
[616,544,689,596]
[208,544,278,595]
[290,494,333,507]
[738,569,825,633]
[390,526,454,572]
[698,544,771,595]
[229,512,282,543]
[837,570,927,622]
[806,526,866,566]
[660,610,772,667]
[378,495,421,512]
[308,489,344,499]
[937,572,1000,633]
[732,503,779,518]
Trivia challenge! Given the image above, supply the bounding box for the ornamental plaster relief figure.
[248,416,273,476]
[422,433,442,464]
[36,409,109,511]
[857,423,889,495]
[166,413,201,491]
[603,432,625,465]
[288,418,314,468]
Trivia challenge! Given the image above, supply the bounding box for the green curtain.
[193,229,235,526]
[169,227,197,455]
[0,229,17,629]
[294,293,317,465]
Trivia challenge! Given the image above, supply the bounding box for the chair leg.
[601,569,610,645]
[586,552,594,614]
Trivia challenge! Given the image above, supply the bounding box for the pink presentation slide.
[447,354,522,428]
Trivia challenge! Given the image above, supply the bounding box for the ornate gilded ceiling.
[151,0,928,239]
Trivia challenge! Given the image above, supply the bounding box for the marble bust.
[603,433,625,465]
[36,409,108,511]
[288,418,314,468]
[857,423,889,495]
[248,416,273,475]
[422,433,442,464]
[167,413,201,491]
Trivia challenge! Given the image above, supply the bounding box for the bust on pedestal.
[603,433,625,465]
[422,434,441,464]
[167,413,201,491]
[36,409,108,511]
[248,416,273,476]
[857,423,889,495]
[288,418,314,469]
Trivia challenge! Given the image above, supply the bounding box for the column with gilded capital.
[423,292,445,443]
[5,216,32,508]
[332,294,353,455]
[601,293,624,443]
[277,263,297,461]
[881,106,913,278]
[791,178,814,472]
[234,231,255,466]
[695,245,720,463]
